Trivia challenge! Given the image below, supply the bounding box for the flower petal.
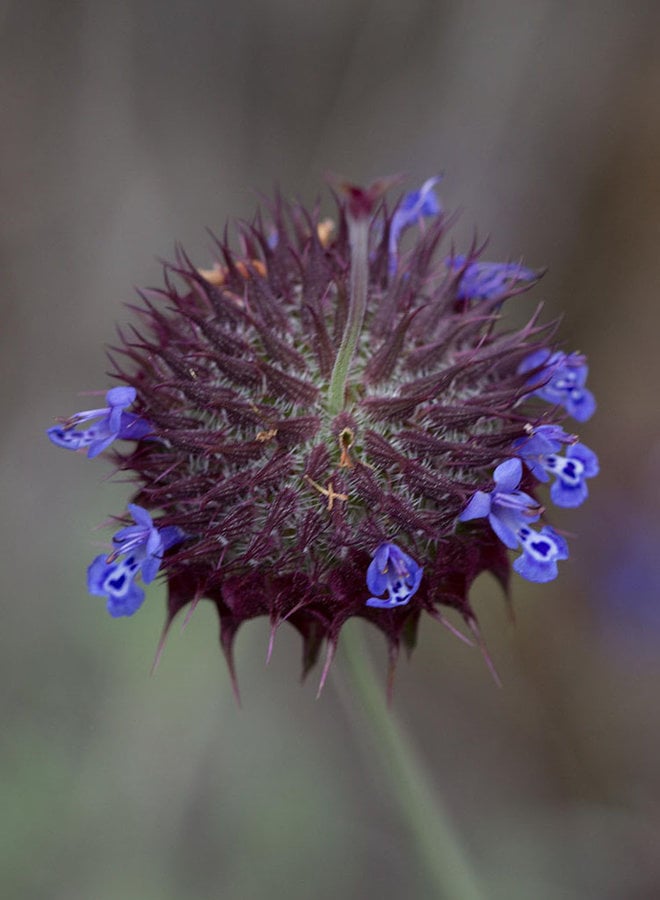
[458,491,491,522]
[513,526,569,583]
[493,458,522,493]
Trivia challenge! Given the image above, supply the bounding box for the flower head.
[47,386,151,458]
[48,174,597,690]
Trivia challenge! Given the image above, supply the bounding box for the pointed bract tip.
[468,618,502,688]
[219,623,242,708]
[316,639,337,699]
[151,615,175,674]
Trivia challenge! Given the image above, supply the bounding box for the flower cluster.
[48,174,597,689]
[458,350,598,582]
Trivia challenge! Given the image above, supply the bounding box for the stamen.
[304,475,348,511]
[338,427,355,468]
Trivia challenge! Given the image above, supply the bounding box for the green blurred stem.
[326,217,369,415]
[340,625,485,900]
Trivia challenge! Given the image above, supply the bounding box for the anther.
[317,219,335,247]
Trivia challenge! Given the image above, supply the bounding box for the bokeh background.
[3,1,660,897]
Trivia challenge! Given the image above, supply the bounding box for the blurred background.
[3,1,660,897]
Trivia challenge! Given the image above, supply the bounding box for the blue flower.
[513,424,576,481]
[458,458,541,549]
[87,553,147,618]
[388,177,441,272]
[519,349,596,422]
[543,443,599,508]
[87,504,184,617]
[47,386,151,458]
[366,542,423,609]
[516,428,599,508]
[447,254,537,300]
[514,525,569,583]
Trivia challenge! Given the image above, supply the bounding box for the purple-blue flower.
[366,542,423,609]
[88,504,184,617]
[458,458,541,549]
[47,386,151,458]
[87,553,147,617]
[513,424,576,480]
[542,443,599,508]
[519,349,596,422]
[447,254,537,301]
[516,427,599,507]
[514,525,569,583]
[388,177,441,272]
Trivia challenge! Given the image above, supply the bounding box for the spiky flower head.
[48,175,597,692]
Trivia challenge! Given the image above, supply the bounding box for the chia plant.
[47,174,597,693]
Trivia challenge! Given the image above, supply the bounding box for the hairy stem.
[339,624,486,900]
[326,216,370,414]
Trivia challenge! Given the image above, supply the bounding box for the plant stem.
[326,216,370,415]
[339,624,485,900]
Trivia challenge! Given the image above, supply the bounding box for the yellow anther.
[199,258,266,285]
[198,264,226,286]
[250,259,267,278]
[317,218,335,247]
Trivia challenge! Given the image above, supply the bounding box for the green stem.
[339,624,486,900]
[326,217,370,415]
